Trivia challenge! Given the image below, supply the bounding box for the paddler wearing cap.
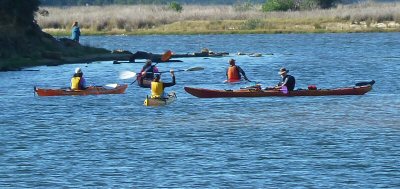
[226,59,250,82]
[150,70,176,98]
[276,67,296,91]
[140,59,159,80]
[70,67,87,90]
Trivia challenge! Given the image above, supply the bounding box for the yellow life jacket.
[71,77,81,90]
[151,81,164,98]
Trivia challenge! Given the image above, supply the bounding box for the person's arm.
[238,66,250,81]
[281,77,289,86]
[163,71,176,88]
[80,77,86,89]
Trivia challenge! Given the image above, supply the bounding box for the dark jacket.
[279,75,296,91]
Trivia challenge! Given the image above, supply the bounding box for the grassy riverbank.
[37,2,400,35]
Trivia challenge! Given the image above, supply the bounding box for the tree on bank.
[0,0,109,71]
[0,0,40,25]
[262,0,341,12]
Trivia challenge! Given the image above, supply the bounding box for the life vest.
[71,77,81,90]
[282,75,296,91]
[142,66,155,79]
[227,66,240,81]
[151,81,164,98]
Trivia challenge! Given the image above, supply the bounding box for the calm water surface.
[1,33,399,188]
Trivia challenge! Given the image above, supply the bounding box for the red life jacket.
[227,66,240,81]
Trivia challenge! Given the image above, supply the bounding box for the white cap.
[75,67,82,73]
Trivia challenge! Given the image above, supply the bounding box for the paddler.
[226,59,250,82]
[275,67,296,91]
[140,59,159,79]
[70,67,86,90]
[150,70,176,98]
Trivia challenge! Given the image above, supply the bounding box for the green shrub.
[262,0,295,12]
[242,19,263,30]
[169,1,183,13]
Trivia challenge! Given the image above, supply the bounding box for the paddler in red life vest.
[226,59,250,82]
[150,70,176,98]
[70,67,86,90]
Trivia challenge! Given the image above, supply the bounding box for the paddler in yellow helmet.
[70,67,87,90]
[151,70,176,98]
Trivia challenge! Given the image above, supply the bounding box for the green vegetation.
[262,0,295,12]
[169,1,183,12]
[261,0,340,12]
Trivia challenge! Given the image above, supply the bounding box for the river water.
[1,33,399,188]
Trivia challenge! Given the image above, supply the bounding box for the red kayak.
[184,81,374,98]
[34,84,128,96]
[137,76,152,88]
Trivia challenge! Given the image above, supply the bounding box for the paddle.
[158,67,204,73]
[129,50,173,85]
[119,66,204,80]
[103,83,118,89]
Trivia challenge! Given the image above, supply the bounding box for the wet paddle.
[119,66,204,80]
[158,66,204,73]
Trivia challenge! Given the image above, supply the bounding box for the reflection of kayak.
[184,82,374,98]
[34,84,128,96]
[144,92,177,106]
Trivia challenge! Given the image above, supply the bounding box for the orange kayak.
[34,84,128,96]
[184,81,374,98]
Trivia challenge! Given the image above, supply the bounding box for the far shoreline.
[37,3,400,36]
[42,21,400,36]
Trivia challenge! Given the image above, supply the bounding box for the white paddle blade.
[119,71,137,80]
[104,83,118,89]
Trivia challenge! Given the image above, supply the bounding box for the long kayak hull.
[35,84,128,96]
[144,92,177,106]
[184,84,373,98]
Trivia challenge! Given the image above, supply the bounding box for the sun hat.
[75,67,82,74]
[278,67,289,74]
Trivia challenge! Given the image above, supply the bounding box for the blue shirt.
[71,26,81,42]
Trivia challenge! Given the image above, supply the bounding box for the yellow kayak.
[144,92,177,106]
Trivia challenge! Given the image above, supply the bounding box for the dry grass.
[36,2,400,35]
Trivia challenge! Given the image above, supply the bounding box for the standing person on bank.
[71,21,81,42]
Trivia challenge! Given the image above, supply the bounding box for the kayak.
[137,76,152,88]
[184,81,374,98]
[144,92,177,106]
[34,84,128,96]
